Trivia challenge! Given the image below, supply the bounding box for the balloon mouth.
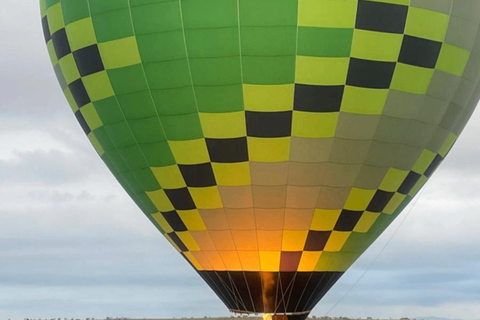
[231,310,310,320]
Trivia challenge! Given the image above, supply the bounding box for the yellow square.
[299,0,357,28]
[405,7,449,42]
[310,209,341,231]
[295,56,349,85]
[199,111,246,138]
[436,43,470,76]
[344,187,376,211]
[340,86,389,115]
[243,84,294,111]
[390,63,434,95]
[353,212,379,233]
[379,168,409,192]
[151,165,186,189]
[247,137,290,162]
[259,251,281,272]
[315,251,358,271]
[152,212,174,233]
[88,132,105,156]
[46,2,64,34]
[98,36,142,70]
[177,210,206,231]
[146,189,174,212]
[80,103,103,131]
[58,54,81,85]
[46,41,58,66]
[183,251,203,270]
[177,231,200,251]
[64,87,77,112]
[189,187,223,209]
[383,193,407,214]
[297,251,322,272]
[82,71,115,102]
[351,29,403,62]
[168,139,210,164]
[412,149,436,174]
[324,231,350,252]
[282,230,309,251]
[292,111,338,138]
[212,162,251,186]
[439,133,457,157]
[65,18,96,51]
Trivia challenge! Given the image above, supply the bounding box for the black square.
[161,211,187,232]
[205,137,248,163]
[167,232,188,252]
[398,171,421,194]
[42,16,51,43]
[347,58,396,89]
[245,111,292,137]
[164,188,196,210]
[179,163,216,187]
[424,154,443,178]
[304,231,331,251]
[398,35,442,68]
[74,110,91,135]
[68,79,91,108]
[73,45,105,77]
[367,190,395,212]
[334,210,363,231]
[51,28,71,60]
[356,0,408,34]
[294,85,344,112]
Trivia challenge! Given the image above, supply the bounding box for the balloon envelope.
[41,0,480,318]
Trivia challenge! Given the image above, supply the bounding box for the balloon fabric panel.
[40,0,480,318]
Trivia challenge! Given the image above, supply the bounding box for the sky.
[1,3,480,320]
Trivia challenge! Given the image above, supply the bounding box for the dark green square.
[120,171,144,194]
[135,192,158,214]
[239,0,298,27]
[45,0,60,9]
[130,1,182,34]
[151,87,197,116]
[117,91,156,120]
[108,65,148,95]
[94,96,124,125]
[137,31,186,62]
[61,0,90,25]
[90,3,133,42]
[144,59,192,89]
[103,149,130,174]
[242,56,295,84]
[118,145,149,170]
[105,121,137,148]
[93,127,116,152]
[189,57,242,85]
[129,117,167,144]
[132,167,161,192]
[181,0,237,28]
[196,85,244,113]
[241,26,297,56]
[140,141,176,166]
[185,28,239,58]
[298,27,354,57]
[161,113,204,140]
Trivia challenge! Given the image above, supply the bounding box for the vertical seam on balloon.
[84,0,162,229]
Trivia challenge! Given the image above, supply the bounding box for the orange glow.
[263,313,273,320]
[261,273,276,311]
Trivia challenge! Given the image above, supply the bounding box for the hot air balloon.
[40,0,480,319]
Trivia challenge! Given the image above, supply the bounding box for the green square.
[118,145,149,170]
[82,71,115,102]
[103,150,130,175]
[242,56,295,84]
[390,63,434,94]
[129,117,167,144]
[140,141,176,167]
[94,96,124,125]
[151,87,197,116]
[58,54,80,84]
[298,27,353,57]
[144,60,192,89]
[108,64,149,95]
[65,18,96,52]
[45,0,60,9]
[189,57,242,85]
[120,171,144,194]
[136,31,186,63]
[63,88,78,112]
[89,0,128,14]
[41,0,47,16]
[181,0,238,29]
[135,192,158,214]
[132,167,161,192]
[117,91,156,119]
[105,122,137,148]
[351,29,403,62]
[196,85,244,113]
[80,103,103,131]
[436,44,470,76]
[61,0,90,25]
[404,7,449,42]
[46,2,64,34]
[239,0,298,26]
[241,26,297,56]
[93,127,116,152]
[90,3,134,42]
[161,114,204,140]
[46,40,58,65]
[185,28,239,57]
[130,1,182,33]
[99,36,141,70]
